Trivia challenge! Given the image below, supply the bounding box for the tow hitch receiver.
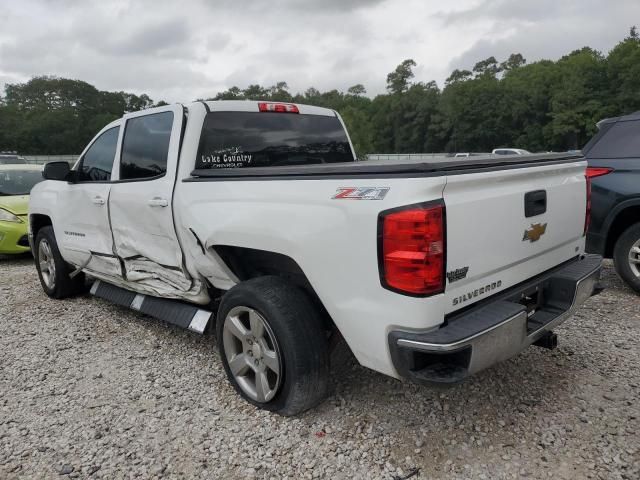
[533,331,558,350]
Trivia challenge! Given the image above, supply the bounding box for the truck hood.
[0,195,29,216]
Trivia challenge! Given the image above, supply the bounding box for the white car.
[29,101,601,415]
[492,148,531,155]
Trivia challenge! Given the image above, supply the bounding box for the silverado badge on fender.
[523,223,547,242]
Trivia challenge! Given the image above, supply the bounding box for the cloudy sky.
[1,0,638,103]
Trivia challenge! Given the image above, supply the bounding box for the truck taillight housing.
[378,202,446,296]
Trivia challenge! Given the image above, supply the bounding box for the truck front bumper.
[388,254,603,384]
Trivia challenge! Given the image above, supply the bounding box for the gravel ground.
[1,255,638,480]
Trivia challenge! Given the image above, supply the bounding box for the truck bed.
[188,153,583,180]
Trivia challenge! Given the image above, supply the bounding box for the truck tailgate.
[443,160,587,313]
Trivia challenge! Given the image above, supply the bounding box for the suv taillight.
[584,174,592,235]
[584,167,613,235]
[586,167,614,179]
[379,202,445,296]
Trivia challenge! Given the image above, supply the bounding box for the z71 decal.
[332,187,390,200]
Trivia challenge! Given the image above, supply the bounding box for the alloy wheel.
[629,239,640,278]
[38,239,56,290]
[222,306,282,402]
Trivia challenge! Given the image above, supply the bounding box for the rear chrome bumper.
[389,254,603,384]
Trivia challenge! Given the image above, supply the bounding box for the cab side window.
[78,127,119,182]
[120,112,174,180]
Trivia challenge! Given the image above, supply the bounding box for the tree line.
[1,27,639,156]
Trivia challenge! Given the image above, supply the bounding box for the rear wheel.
[613,222,640,294]
[34,226,86,299]
[216,276,329,416]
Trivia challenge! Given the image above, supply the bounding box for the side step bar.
[90,280,212,334]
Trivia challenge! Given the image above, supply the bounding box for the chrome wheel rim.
[222,306,282,403]
[38,239,56,289]
[629,239,640,278]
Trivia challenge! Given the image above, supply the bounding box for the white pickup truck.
[29,101,602,415]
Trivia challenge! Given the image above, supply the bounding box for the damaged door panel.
[106,105,206,302]
[55,124,122,281]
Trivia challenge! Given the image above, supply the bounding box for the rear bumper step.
[389,254,602,384]
[90,280,212,334]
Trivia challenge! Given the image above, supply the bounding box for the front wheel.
[613,222,640,294]
[216,276,329,416]
[34,226,86,299]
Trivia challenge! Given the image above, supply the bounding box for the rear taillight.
[584,167,613,235]
[258,102,299,113]
[379,202,445,296]
[586,167,613,179]
[584,175,592,235]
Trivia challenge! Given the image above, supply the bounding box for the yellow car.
[0,164,44,254]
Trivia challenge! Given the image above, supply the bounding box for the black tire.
[613,222,640,294]
[34,226,86,299]
[216,276,329,416]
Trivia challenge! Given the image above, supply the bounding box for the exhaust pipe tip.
[533,332,558,350]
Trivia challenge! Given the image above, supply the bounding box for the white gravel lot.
[1,255,639,480]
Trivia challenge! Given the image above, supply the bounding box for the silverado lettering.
[452,280,502,306]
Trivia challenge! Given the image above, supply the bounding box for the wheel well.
[29,214,52,239]
[213,245,336,331]
[605,206,640,257]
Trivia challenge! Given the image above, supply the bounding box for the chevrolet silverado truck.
[29,100,602,415]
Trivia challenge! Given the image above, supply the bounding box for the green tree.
[347,84,366,96]
[500,53,527,72]
[386,59,416,94]
[473,56,501,77]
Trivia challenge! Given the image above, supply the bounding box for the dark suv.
[584,111,640,293]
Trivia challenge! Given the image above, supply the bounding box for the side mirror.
[43,161,72,181]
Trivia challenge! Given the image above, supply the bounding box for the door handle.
[92,196,106,205]
[524,190,547,217]
[147,197,169,207]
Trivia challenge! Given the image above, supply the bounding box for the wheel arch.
[212,245,336,332]
[604,201,640,258]
[29,213,53,240]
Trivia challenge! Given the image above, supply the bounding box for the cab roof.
[198,100,337,117]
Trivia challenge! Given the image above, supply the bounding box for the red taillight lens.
[584,175,592,235]
[258,102,299,113]
[583,167,612,235]
[586,167,613,179]
[380,203,445,296]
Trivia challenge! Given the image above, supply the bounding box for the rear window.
[584,120,640,158]
[195,112,354,169]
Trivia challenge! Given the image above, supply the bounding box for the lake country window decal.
[200,147,253,168]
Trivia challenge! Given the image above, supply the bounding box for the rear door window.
[120,111,174,180]
[585,120,640,158]
[196,112,354,169]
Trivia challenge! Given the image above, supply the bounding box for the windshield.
[196,111,354,169]
[0,169,44,195]
[0,156,27,164]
